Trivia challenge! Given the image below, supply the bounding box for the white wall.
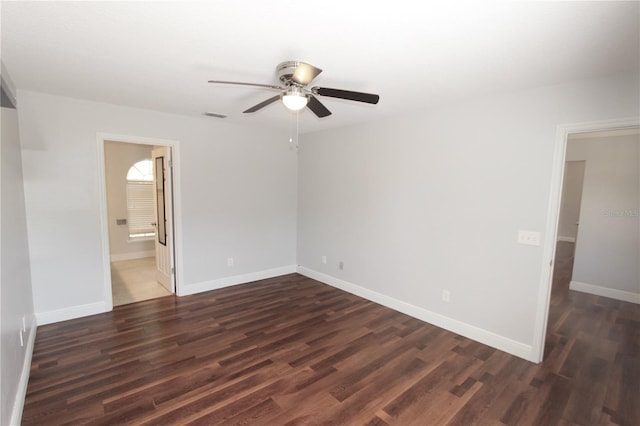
[557,161,585,241]
[566,133,639,301]
[297,72,640,361]
[104,141,154,260]
[13,71,640,363]
[1,84,35,424]
[17,91,298,323]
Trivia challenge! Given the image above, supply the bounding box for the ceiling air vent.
[204,112,228,118]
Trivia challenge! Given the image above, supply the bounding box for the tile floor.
[111,256,172,306]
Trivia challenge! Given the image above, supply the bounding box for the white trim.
[9,315,37,426]
[96,136,114,310]
[96,133,183,312]
[568,127,639,139]
[35,301,108,326]
[557,236,576,243]
[298,266,535,362]
[570,281,640,304]
[533,117,640,363]
[110,250,155,262]
[179,265,297,296]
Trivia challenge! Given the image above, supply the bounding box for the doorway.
[533,118,640,362]
[97,134,181,309]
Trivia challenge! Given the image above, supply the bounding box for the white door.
[152,146,175,293]
[558,160,586,247]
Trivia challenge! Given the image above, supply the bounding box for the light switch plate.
[518,230,541,246]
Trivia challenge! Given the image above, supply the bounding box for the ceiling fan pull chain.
[289,111,294,146]
[288,110,300,150]
[296,111,300,150]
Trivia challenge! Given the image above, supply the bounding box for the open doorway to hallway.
[533,118,639,364]
[554,129,639,302]
[104,140,175,306]
[544,126,639,356]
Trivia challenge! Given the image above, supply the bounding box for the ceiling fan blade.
[208,80,284,90]
[306,95,332,118]
[243,95,281,113]
[313,87,380,104]
[292,62,323,85]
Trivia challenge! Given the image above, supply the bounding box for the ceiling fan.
[208,61,380,118]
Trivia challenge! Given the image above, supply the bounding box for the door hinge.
[168,160,173,168]
[171,267,175,275]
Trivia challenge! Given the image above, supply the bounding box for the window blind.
[126,180,156,236]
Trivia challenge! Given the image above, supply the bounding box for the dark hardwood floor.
[22,242,639,425]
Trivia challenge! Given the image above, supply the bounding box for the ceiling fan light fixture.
[282,87,308,111]
[209,61,379,118]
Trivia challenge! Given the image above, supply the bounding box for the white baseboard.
[557,236,576,243]
[34,265,298,324]
[570,280,640,304]
[179,265,298,296]
[35,301,109,325]
[297,266,536,362]
[110,250,155,262]
[10,315,37,426]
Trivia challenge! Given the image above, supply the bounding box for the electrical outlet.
[442,290,451,303]
[339,261,344,270]
[227,257,234,267]
[518,230,541,246]
[322,255,327,265]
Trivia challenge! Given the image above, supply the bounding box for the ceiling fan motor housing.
[277,61,302,86]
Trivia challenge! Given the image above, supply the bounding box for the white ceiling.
[2,1,638,134]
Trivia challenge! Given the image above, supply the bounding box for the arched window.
[126,159,155,239]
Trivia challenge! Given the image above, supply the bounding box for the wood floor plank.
[22,242,639,425]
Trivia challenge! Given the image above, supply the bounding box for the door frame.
[96,133,183,310]
[532,116,639,363]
